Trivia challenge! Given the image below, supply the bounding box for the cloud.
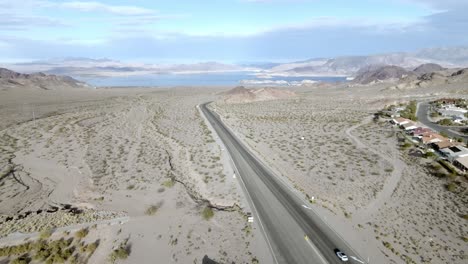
[403,0,468,9]
[0,14,66,30]
[60,1,156,16]
[2,13,467,63]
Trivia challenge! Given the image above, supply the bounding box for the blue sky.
[1,0,468,62]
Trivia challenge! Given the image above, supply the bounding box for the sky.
[1,0,468,63]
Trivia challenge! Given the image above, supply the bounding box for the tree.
[438,119,453,126]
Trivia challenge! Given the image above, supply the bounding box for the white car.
[335,249,348,262]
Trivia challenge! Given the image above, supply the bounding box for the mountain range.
[0,68,90,91]
[2,46,468,79]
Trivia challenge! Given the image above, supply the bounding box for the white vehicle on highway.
[334,249,348,262]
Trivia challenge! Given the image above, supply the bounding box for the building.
[433,98,462,105]
[412,127,432,136]
[402,122,418,131]
[440,146,468,162]
[420,132,447,145]
[454,156,468,172]
[432,141,461,150]
[392,117,411,125]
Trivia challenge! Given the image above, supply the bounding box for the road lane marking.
[304,234,328,264]
[350,256,365,263]
[302,204,312,210]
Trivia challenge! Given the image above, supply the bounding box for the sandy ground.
[0,86,272,263]
[213,83,467,264]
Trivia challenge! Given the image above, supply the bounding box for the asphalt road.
[417,102,467,141]
[200,103,366,264]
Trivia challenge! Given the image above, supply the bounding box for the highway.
[200,103,365,264]
[417,102,467,141]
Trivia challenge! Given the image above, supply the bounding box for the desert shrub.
[202,207,214,220]
[109,245,130,263]
[145,205,159,216]
[438,119,453,126]
[162,179,175,188]
[446,182,457,192]
[75,228,89,239]
[86,242,98,253]
[40,229,53,239]
[11,257,29,264]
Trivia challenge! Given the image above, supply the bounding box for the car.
[334,249,348,262]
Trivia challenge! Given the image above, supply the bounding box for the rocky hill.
[0,68,91,91]
[413,63,445,75]
[222,86,296,104]
[353,65,414,84]
[389,67,468,90]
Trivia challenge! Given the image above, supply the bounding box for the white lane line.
[304,235,328,264]
[350,256,365,263]
[302,204,312,210]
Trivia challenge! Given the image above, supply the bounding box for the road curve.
[200,103,365,264]
[417,102,467,141]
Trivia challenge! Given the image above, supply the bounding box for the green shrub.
[447,183,457,192]
[202,207,214,220]
[75,228,89,239]
[145,205,159,216]
[11,257,29,264]
[40,229,53,239]
[162,179,174,188]
[109,247,130,262]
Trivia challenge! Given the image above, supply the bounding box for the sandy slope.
[0,87,271,263]
[212,83,467,264]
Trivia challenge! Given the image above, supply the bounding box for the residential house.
[434,98,461,105]
[402,122,418,131]
[420,132,447,145]
[412,127,432,136]
[432,141,461,150]
[392,117,411,125]
[440,146,468,162]
[454,156,468,172]
[438,106,467,119]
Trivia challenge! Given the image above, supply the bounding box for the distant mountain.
[389,67,468,90]
[2,46,468,79]
[0,68,91,90]
[353,65,414,84]
[415,47,468,65]
[263,46,468,77]
[413,63,445,75]
[2,58,251,78]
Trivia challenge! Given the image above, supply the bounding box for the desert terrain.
[0,78,272,263]
[212,73,468,263]
[0,65,467,264]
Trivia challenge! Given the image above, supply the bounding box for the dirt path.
[345,116,406,223]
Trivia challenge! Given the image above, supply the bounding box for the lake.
[75,72,347,87]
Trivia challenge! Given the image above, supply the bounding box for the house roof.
[455,156,468,169]
[434,141,461,149]
[394,117,411,124]
[441,146,468,158]
[421,132,447,143]
[402,122,417,128]
[413,127,432,135]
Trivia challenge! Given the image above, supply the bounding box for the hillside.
[222,86,296,104]
[0,68,91,91]
[413,63,445,75]
[389,67,468,90]
[352,65,413,84]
